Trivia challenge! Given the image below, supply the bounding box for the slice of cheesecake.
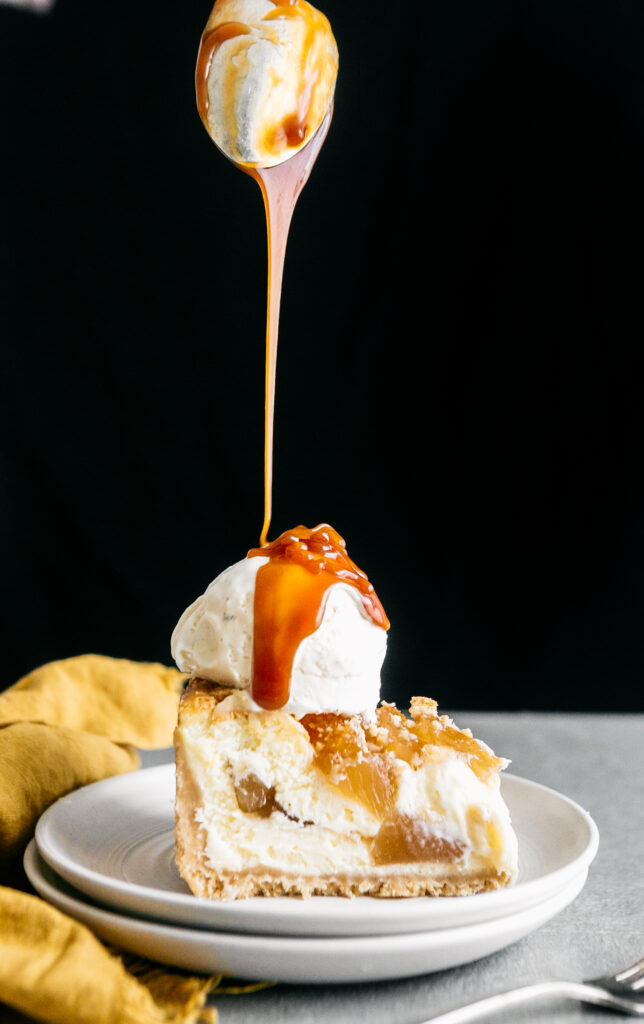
[174,678,518,899]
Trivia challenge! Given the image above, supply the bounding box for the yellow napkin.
[0,655,184,869]
[0,654,245,1024]
[0,887,218,1024]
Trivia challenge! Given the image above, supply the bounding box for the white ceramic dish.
[34,765,598,937]
[24,842,589,985]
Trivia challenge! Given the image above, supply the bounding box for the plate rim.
[25,838,589,953]
[34,764,599,935]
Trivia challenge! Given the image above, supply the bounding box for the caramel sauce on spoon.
[195,22,251,124]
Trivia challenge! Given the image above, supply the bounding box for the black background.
[1,0,643,711]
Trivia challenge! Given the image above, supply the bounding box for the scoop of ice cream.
[171,554,387,717]
[195,0,338,167]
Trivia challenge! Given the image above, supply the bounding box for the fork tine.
[614,958,644,984]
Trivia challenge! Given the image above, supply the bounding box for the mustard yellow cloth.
[0,655,184,868]
[0,654,233,1024]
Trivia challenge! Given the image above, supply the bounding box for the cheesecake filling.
[175,686,518,882]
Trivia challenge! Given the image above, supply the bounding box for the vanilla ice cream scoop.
[172,526,389,718]
[195,0,338,167]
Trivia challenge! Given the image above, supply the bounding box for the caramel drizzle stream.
[247,109,333,547]
[195,7,334,546]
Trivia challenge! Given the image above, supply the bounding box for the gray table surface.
[6,712,644,1024]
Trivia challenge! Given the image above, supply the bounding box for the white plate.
[24,842,589,984]
[35,765,598,937]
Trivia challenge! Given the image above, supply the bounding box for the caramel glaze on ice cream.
[247,525,390,710]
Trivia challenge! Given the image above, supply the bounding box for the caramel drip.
[195,22,251,128]
[246,112,332,547]
[194,2,336,546]
[261,0,332,157]
[248,525,389,710]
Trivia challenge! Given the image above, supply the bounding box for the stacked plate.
[25,765,599,985]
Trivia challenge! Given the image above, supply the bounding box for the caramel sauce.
[246,121,332,547]
[248,525,389,709]
[195,22,251,128]
[261,0,332,159]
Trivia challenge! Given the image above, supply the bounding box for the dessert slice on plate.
[172,525,518,899]
[174,680,517,899]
